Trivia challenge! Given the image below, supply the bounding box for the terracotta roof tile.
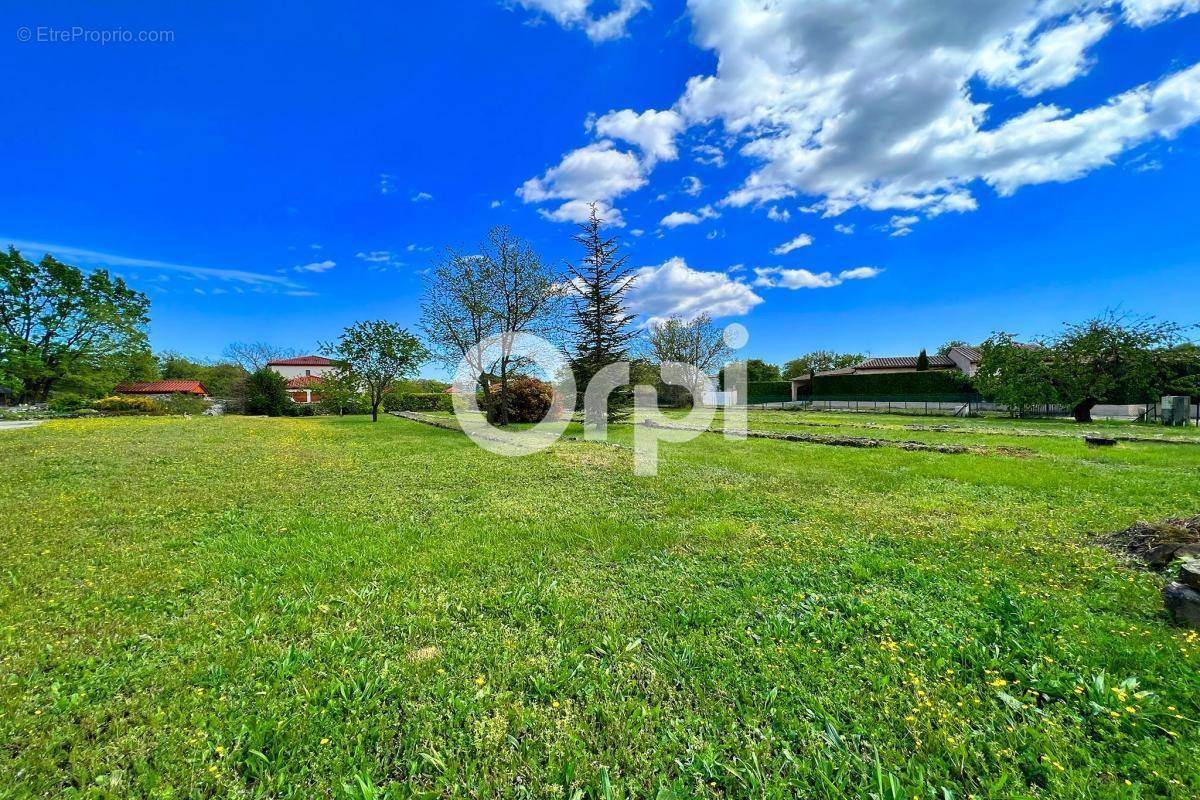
[114,380,208,395]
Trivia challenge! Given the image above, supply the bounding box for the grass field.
[2,412,1199,798]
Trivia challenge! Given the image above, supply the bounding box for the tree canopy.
[323,320,428,422]
[0,247,150,403]
[421,227,561,425]
[781,350,864,380]
[976,313,1194,421]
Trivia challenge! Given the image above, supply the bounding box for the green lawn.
[2,413,1198,799]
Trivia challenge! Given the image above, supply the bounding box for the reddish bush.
[485,377,553,424]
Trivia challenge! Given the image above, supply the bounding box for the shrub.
[383,392,453,413]
[318,395,370,416]
[243,368,292,416]
[48,393,89,413]
[89,395,166,415]
[484,377,552,424]
[161,393,208,415]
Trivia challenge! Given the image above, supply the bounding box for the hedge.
[746,381,792,403]
[808,370,977,399]
[383,392,453,413]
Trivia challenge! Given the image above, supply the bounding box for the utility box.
[1161,395,1192,426]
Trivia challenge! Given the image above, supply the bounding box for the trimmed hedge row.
[746,381,793,403]
[383,392,453,413]
[809,370,976,399]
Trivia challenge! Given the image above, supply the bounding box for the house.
[267,355,335,404]
[114,380,209,400]
[789,345,983,400]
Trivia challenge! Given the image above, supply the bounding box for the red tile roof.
[267,355,334,367]
[114,380,208,396]
[285,375,325,389]
[855,355,957,370]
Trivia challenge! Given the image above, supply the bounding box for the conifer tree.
[566,204,638,422]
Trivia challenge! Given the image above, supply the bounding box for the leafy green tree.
[0,247,150,403]
[565,204,637,424]
[54,347,157,398]
[977,315,1191,421]
[1050,312,1189,422]
[744,359,782,382]
[243,368,292,416]
[158,352,247,398]
[974,333,1057,417]
[782,350,864,380]
[323,320,428,422]
[1161,343,1200,397]
[915,349,930,371]
[318,364,365,416]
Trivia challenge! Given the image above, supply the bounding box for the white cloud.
[356,250,393,263]
[682,175,704,196]
[630,228,645,237]
[4,238,304,290]
[294,259,336,273]
[518,141,644,223]
[753,266,882,290]
[888,215,920,237]
[660,205,720,228]
[490,199,503,208]
[833,223,855,234]
[589,108,685,165]
[1122,0,1200,26]
[627,256,763,322]
[411,191,434,202]
[692,143,726,167]
[379,173,395,195]
[977,13,1113,97]
[512,0,649,42]
[766,205,791,222]
[539,198,626,227]
[528,0,1200,234]
[771,233,813,255]
[690,0,1200,218]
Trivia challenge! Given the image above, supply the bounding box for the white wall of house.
[946,348,979,376]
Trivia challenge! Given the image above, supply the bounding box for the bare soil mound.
[1096,516,1200,570]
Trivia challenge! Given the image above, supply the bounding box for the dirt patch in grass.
[1096,516,1200,570]
[642,420,1032,456]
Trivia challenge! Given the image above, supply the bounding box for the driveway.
[0,420,44,431]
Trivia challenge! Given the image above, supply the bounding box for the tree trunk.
[498,359,509,427]
[1073,398,1096,423]
[371,399,379,422]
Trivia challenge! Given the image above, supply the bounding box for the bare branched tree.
[221,341,297,372]
[420,227,563,425]
[645,313,731,406]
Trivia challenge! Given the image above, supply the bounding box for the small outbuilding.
[113,380,209,401]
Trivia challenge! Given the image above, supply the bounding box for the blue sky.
[3,0,1199,376]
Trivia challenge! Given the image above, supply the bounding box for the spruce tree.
[567,203,638,423]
